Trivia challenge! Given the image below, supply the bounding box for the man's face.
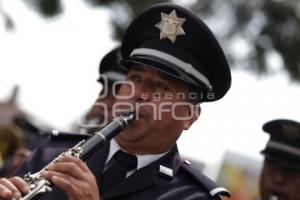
[6,147,32,177]
[114,65,199,154]
[260,158,300,200]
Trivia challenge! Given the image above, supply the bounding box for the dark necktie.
[102,150,137,193]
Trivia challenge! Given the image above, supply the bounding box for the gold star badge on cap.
[155,10,186,43]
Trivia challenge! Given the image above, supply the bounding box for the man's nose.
[133,83,151,102]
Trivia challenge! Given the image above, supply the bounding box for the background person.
[77,46,126,134]
[259,119,300,200]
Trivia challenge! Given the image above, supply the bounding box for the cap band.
[130,48,212,90]
[209,187,230,197]
[267,140,300,157]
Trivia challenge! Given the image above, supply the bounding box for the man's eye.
[156,82,169,91]
[128,74,141,81]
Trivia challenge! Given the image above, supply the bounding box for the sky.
[1,0,299,175]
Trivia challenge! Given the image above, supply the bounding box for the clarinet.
[21,112,135,200]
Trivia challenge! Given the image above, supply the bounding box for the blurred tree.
[0,0,15,30]
[190,0,300,81]
[1,0,300,81]
[84,0,169,40]
[23,0,63,17]
[21,0,168,38]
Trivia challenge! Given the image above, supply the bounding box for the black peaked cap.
[261,119,300,167]
[120,3,231,102]
[98,46,126,83]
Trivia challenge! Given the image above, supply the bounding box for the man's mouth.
[114,102,153,121]
[135,111,146,119]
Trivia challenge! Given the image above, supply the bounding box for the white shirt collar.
[106,139,167,170]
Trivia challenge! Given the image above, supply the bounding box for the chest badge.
[159,165,174,178]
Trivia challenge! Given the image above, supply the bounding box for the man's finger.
[51,176,75,193]
[0,178,21,199]
[10,177,30,194]
[42,171,79,187]
[47,162,86,180]
[0,184,13,199]
[59,156,90,172]
[51,175,84,200]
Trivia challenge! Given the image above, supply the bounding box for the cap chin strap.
[267,140,300,157]
[130,48,212,91]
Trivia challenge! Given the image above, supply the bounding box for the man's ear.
[183,104,201,130]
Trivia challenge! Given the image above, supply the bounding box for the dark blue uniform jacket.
[16,134,230,200]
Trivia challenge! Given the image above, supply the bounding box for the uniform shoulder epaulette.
[180,160,231,199]
[48,130,91,141]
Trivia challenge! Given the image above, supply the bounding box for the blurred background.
[1,0,299,199]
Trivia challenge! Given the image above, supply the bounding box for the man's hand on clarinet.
[0,177,30,200]
[42,155,100,200]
